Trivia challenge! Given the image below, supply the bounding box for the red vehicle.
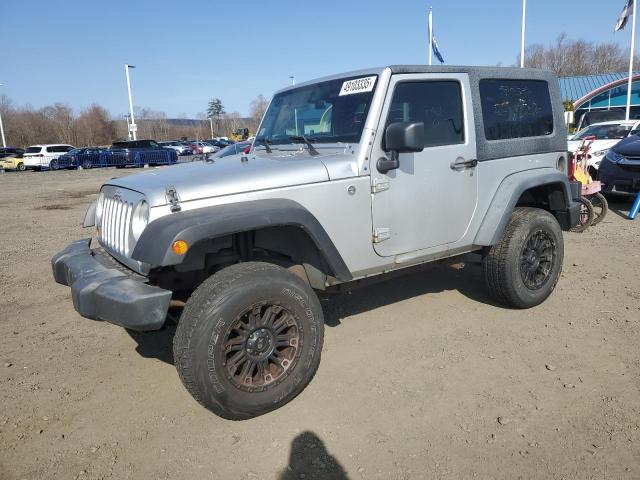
[186,142,204,155]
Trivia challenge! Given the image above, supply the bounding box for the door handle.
[450,157,478,170]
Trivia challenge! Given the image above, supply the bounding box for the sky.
[0,0,635,118]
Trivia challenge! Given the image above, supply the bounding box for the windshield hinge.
[373,227,391,243]
[165,185,181,212]
[371,179,389,194]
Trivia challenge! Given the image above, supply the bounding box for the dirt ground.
[1,167,639,480]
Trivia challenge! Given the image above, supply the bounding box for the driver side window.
[386,81,465,148]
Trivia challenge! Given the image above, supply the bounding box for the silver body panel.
[101,66,567,282]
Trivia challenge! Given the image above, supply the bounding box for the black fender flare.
[131,199,352,282]
[474,169,578,246]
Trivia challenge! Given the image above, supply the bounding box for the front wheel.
[482,207,564,309]
[82,158,92,169]
[173,262,324,420]
[49,159,59,170]
[16,162,25,171]
[570,197,594,233]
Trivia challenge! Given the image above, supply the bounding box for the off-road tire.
[482,207,564,309]
[570,197,594,233]
[173,262,324,420]
[589,192,608,226]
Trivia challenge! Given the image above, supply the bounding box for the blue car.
[599,134,640,196]
[58,147,108,169]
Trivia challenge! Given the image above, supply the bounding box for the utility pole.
[626,0,638,120]
[125,64,137,140]
[0,83,6,147]
[520,0,527,68]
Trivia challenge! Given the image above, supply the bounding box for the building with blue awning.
[560,72,640,129]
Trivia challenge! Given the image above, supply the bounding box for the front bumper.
[51,239,172,331]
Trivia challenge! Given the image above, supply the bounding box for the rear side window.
[480,79,553,140]
[386,81,465,148]
[25,146,42,153]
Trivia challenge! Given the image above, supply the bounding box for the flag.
[432,37,445,64]
[616,0,634,31]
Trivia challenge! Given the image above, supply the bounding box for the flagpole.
[520,0,527,68]
[428,7,433,66]
[626,0,637,120]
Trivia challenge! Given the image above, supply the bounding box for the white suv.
[23,144,75,171]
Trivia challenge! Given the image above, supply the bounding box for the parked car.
[58,147,108,169]
[207,141,251,159]
[599,133,640,196]
[568,120,640,175]
[23,144,75,170]
[52,66,579,420]
[202,141,221,153]
[0,152,26,171]
[0,147,24,159]
[110,139,178,167]
[187,141,216,154]
[159,141,192,156]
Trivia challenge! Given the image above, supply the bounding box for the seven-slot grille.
[100,195,134,255]
[97,186,144,258]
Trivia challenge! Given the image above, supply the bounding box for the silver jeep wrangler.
[52,66,580,419]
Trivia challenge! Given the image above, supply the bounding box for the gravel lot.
[1,167,640,480]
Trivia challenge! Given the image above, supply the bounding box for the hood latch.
[165,185,181,213]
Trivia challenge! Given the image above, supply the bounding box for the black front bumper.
[51,239,172,331]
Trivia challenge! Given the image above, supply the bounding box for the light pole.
[208,117,214,139]
[520,0,527,68]
[0,83,6,148]
[124,114,131,140]
[125,64,137,140]
[289,75,295,86]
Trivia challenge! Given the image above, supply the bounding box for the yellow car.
[1,153,26,171]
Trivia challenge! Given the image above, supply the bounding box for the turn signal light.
[171,240,189,255]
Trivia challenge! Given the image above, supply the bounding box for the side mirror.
[377,122,424,173]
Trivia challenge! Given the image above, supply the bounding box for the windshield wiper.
[289,135,319,156]
[254,137,272,153]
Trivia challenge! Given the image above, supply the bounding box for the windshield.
[255,75,377,145]
[572,124,633,140]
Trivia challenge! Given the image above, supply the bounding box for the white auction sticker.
[339,76,377,96]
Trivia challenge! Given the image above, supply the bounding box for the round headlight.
[131,200,149,240]
[95,191,105,224]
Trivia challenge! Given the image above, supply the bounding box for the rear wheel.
[483,207,564,309]
[16,162,25,171]
[588,192,608,226]
[173,262,324,420]
[570,197,594,233]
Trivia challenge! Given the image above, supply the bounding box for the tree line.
[0,94,269,148]
[521,33,639,76]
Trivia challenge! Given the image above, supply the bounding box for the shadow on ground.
[128,257,494,365]
[277,431,349,480]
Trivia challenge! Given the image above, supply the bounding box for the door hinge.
[373,227,391,243]
[371,179,389,194]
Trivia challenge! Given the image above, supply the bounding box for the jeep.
[52,66,580,419]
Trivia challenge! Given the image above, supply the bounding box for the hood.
[105,153,331,206]
[567,138,620,153]
[611,135,640,157]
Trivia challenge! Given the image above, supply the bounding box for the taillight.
[243,145,251,154]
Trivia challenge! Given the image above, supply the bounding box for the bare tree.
[249,94,269,131]
[519,33,640,76]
